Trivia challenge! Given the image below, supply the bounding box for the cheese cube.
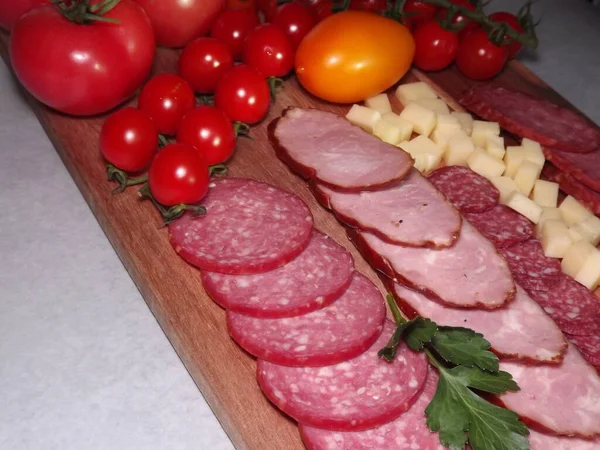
[373,119,402,145]
[532,180,559,208]
[485,135,505,160]
[513,160,543,197]
[471,120,500,147]
[415,98,450,115]
[521,138,545,166]
[346,104,381,133]
[431,128,467,152]
[573,248,600,290]
[504,146,525,178]
[467,148,506,179]
[395,82,438,106]
[413,151,443,174]
[435,114,462,134]
[561,240,597,278]
[365,93,392,115]
[381,113,414,142]
[451,112,473,135]
[489,176,518,204]
[575,215,600,246]
[540,219,573,258]
[399,135,443,159]
[569,225,585,243]
[558,195,593,226]
[506,191,542,224]
[399,102,437,136]
[536,207,563,238]
[444,135,475,166]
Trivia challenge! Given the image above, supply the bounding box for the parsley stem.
[386,294,407,325]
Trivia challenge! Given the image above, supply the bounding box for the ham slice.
[499,344,600,438]
[269,108,414,191]
[393,283,566,363]
[349,221,515,309]
[529,429,600,450]
[313,169,461,249]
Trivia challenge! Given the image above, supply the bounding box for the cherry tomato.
[226,0,257,10]
[243,24,295,77]
[413,20,459,72]
[349,0,387,13]
[178,38,234,94]
[440,0,478,37]
[309,0,335,22]
[273,2,316,49]
[100,107,158,173]
[10,2,155,116]
[0,0,48,31]
[296,11,414,103]
[456,29,508,80]
[402,0,438,28]
[257,0,278,22]
[138,74,196,136]
[176,106,236,165]
[148,143,210,206]
[214,64,270,124]
[210,9,260,59]
[489,11,525,58]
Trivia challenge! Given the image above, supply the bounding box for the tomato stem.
[138,183,207,225]
[158,134,170,149]
[267,77,284,104]
[209,164,228,176]
[107,164,148,193]
[52,0,121,25]
[233,122,251,139]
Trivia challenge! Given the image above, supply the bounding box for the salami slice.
[300,369,445,450]
[529,429,600,450]
[257,321,428,431]
[542,159,600,213]
[499,344,600,438]
[227,273,385,366]
[459,85,600,154]
[528,273,600,336]
[464,205,533,248]
[567,333,600,368]
[428,166,499,213]
[168,178,313,275]
[498,239,561,292]
[202,230,354,318]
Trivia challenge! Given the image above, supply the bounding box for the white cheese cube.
[521,138,545,166]
[573,247,600,290]
[489,176,518,204]
[532,180,559,208]
[435,114,462,134]
[381,113,414,142]
[485,135,505,160]
[536,207,563,238]
[471,120,500,147]
[395,82,438,106]
[365,93,392,115]
[373,120,402,145]
[444,135,475,167]
[431,128,467,152]
[569,225,585,243]
[574,215,600,246]
[399,135,443,159]
[513,160,543,197]
[558,195,593,226]
[413,151,443,175]
[506,191,542,224]
[540,219,573,258]
[346,105,381,133]
[561,240,597,278]
[399,102,437,136]
[504,146,525,178]
[415,98,450,115]
[467,148,506,179]
[451,112,473,136]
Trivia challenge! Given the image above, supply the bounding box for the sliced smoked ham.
[349,221,515,309]
[313,169,461,249]
[269,108,413,191]
[528,429,600,450]
[499,344,600,438]
[393,283,566,363]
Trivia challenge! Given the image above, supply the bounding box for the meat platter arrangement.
[2,0,600,449]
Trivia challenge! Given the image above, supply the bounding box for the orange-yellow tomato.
[295,11,415,104]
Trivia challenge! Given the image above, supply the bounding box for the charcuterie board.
[1,29,597,450]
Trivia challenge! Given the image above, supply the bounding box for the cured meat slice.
[226,273,386,366]
[544,147,600,191]
[568,333,600,368]
[498,239,561,292]
[269,108,414,191]
[314,169,461,249]
[428,166,499,213]
[542,160,600,213]
[528,273,600,336]
[459,85,600,153]
[499,344,600,438]
[169,178,313,275]
[393,283,566,363]
[349,221,515,309]
[528,429,600,450]
[257,321,428,431]
[202,230,354,318]
[465,205,533,248]
[300,369,445,450]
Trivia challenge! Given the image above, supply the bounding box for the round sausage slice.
[465,205,533,249]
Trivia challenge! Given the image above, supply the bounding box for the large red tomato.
[0,0,48,31]
[133,0,225,48]
[10,2,155,116]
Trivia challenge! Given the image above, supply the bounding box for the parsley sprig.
[379,294,530,450]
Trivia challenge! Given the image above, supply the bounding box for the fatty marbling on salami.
[300,369,445,450]
[227,273,385,366]
[269,108,414,191]
[202,230,354,318]
[257,321,428,431]
[349,221,515,309]
[314,169,461,249]
[465,205,533,248]
[169,178,313,275]
[499,239,561,292]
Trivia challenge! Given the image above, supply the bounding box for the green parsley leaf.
[404,317,437,351]
[378,320,412,361]
[431,326,500,372]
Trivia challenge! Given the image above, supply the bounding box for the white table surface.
[1,1,599,449]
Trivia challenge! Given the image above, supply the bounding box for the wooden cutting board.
[1,30,596,450]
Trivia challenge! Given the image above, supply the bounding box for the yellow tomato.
[295,11,415,104]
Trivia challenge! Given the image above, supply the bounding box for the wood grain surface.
[1,29,597,450]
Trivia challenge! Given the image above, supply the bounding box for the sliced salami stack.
[543,163,600,215]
